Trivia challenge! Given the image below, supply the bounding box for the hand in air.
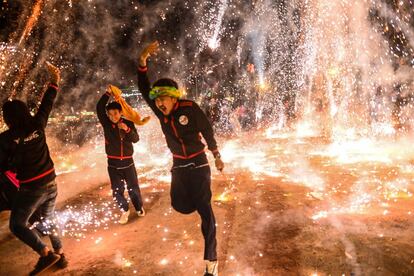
[46,62,61,85]
[139,41,160,67]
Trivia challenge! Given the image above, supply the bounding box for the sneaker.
[55,253,68,269]
[204,260,218,276]
[119,210,130,224]
[137,207,146,217]
[29,251,61,275]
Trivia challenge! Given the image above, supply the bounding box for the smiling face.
[155,96,177,115]
[107,109,122,123]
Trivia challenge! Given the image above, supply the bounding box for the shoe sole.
[31,257,61,275]
[55,257,68,269]
[56,262,68,269]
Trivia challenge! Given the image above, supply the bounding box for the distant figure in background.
[310,71,332,138]
[137,41,224,276]
[391,82,414,133]
[245,63,258,129]
[0,62,68,275]
[204,94,221,127]
[96,85,146,225]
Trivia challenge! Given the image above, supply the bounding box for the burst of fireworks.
[19,0,44,45]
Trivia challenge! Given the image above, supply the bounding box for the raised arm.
[96,90,111,126]
[137,67,161,116]
[34,62,60,129]
[137,41,163,118]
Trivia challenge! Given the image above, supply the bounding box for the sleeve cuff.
[49,84,59,91]
[212,149,220,158]
[138,66,148,72]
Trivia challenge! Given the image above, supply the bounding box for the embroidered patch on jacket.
[179,115,189,125]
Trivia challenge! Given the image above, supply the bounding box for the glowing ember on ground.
[160,258,169,266]
[1,0,414,274]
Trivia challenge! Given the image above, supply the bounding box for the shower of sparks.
[198,0,229,51]
[52,200,119,239]
[19,0,44,45]
[1,0,414,274]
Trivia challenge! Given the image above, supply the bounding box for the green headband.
[149,86,182,100]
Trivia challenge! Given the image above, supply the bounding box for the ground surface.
[0,129,413,276]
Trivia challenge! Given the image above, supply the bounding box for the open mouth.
[159,106,167,112]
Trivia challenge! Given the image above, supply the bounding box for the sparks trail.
[19,0,44,45]
[0,0,414,275]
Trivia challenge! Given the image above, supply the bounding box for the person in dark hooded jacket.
[0,62,67,275]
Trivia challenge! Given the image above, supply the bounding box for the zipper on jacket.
[170,117,187,157]
[119,128,124,159]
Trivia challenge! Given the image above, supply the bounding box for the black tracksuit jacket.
[137,66,220,164]
[96,93,139,167]
[0,173,17,211]
[0,84,58,186]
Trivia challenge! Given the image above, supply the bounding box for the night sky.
[0,1,412,114]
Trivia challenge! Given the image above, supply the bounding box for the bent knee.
[9,219,25,234]
[171,202,195,214]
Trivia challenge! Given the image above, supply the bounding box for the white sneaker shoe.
[137,207,146,217]
[204,260,218,276]
[119,210,130,224]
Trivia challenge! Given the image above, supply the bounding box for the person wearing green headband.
[146,77,182,116]
[137,41,224,276]
[149,86,182,100]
